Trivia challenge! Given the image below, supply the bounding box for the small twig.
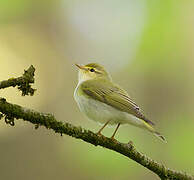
[0,65,36,96]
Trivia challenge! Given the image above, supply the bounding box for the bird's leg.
[97,120,110,135]
[111,123,120,140]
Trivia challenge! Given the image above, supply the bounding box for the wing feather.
[80,79,154,126]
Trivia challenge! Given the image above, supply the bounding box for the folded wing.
[80,79,155,126]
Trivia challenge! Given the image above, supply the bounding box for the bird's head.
[75,63,111,83]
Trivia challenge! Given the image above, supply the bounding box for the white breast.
[74,86,144,127]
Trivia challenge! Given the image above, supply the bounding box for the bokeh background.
[0,1,194,180]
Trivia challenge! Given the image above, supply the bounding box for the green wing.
[80,79,154,126]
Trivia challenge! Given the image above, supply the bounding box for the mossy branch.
[0,65,36,96]
[0,66,193,180]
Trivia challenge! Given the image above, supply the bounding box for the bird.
[74,63,166,142]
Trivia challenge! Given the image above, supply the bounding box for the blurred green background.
[0,0,194,180]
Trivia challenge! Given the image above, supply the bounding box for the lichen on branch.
[0,65,36,96]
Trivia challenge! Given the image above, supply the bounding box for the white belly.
[74,90,144,127]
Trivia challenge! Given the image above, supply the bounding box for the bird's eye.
[90,68,95,72]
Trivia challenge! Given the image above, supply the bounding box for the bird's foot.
[96,132,102,136]
[110,136,118,142]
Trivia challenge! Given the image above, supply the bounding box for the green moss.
[0,65,35,96]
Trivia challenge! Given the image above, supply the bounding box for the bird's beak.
[75,64,87,70]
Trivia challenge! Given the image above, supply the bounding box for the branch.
[0,65,36,96]
[0,66,193,180]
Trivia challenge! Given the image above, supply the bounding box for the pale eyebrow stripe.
[95,70,102,74]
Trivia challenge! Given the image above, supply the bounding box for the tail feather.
[154,131,167,143]
[142,121,167,143]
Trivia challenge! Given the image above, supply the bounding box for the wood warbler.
[74,63,166,142]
